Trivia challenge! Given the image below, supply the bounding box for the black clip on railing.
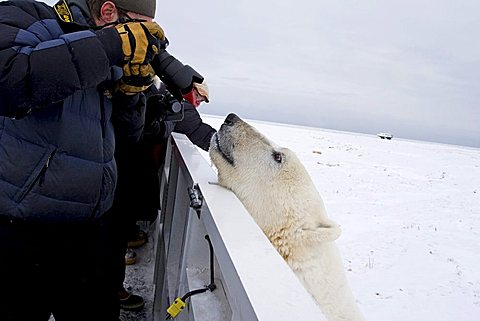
[188,183,203,218]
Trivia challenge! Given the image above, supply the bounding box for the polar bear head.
[209,113,340,246]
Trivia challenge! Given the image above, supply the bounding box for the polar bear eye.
[272,151,283,163]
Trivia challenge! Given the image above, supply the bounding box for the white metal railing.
[152,133,325,321]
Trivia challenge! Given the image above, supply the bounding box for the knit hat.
[114,0,156,18]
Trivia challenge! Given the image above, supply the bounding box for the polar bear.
[209,113,364,321]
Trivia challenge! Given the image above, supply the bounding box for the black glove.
[114,21,165,95]
[144,117,175,140]
[116,63,155,95]
[95,21,165,66]
[115,21,165,64]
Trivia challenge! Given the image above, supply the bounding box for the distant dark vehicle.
[377,132,393,140]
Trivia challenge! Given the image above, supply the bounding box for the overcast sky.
[44,0,480,147]
[156,0,479,147]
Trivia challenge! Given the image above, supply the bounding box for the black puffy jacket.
[174,102,216,151]
[111,86,216,221]
[0,0,144,222]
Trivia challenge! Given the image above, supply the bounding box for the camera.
[144,49,205,137]
[144,89,184,138]
[147,90,184,123]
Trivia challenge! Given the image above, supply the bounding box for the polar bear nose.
[224,113,241,126]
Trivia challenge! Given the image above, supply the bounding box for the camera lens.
[171,101,182,113]
[152,50,204,97]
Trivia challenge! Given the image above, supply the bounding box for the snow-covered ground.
[122,114,480,321]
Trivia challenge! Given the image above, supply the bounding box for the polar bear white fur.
[209,113,364,321]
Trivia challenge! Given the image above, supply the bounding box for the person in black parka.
[0,0,165,320]
[109,79,216,310]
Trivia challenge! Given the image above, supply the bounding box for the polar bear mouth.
[215,134,235,166]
